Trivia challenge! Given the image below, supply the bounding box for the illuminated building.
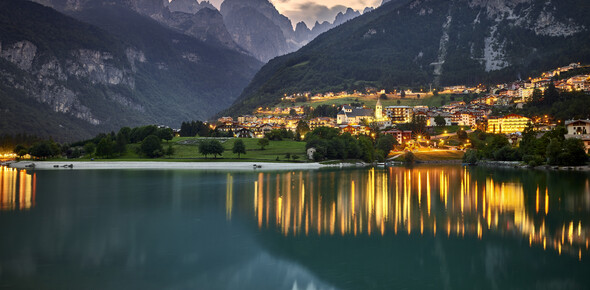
[486,114,531,134]
[337,105,374,125]
[384,106,413,123]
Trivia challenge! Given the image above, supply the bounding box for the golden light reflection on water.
[0,166,36,211]
[236,167,590,260]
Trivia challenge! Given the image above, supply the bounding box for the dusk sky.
[207,0,382,27]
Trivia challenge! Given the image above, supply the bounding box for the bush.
[404,151,415,164]
[523,154,545,167]
[463,149,478,165]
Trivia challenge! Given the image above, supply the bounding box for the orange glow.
[246,166,589,258]
[1,167,35,211]
[536,186,539,214]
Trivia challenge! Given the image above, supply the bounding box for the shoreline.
[6,161,333,171]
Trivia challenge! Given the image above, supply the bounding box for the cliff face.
[30,0,243,54]
[0,0,261,141]
[1,41,103,125]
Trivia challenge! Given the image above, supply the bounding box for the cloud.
[283,3,349,27]
[272,0,381,27]
[206,0,381,27]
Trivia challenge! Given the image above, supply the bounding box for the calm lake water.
[1,165,589,289]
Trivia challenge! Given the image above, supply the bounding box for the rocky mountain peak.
[166,0,216,14]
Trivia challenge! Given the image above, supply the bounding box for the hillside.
[0,0,261,141]
[222,0,590,117]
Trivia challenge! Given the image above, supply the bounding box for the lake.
[1,165,589,289]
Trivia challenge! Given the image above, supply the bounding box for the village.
[211,63,590,154]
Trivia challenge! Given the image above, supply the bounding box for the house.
[339,125,371,135]
[384,106,413,123]
[337,106,374,125]
[382,129,413,144]
[237,115,258,123]
[427,113,452,127]
[309,117,335,130]
[487,114,531,134]
[459,113,476,127]
[236,128,254,138]
[565,120,590,154]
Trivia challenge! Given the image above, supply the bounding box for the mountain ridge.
[221,0,590,117]
[0,0,261,141]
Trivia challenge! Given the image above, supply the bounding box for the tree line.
[304,127,397,162]
[463,125,588,166]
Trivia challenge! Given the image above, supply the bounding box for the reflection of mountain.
[243,167,589,258]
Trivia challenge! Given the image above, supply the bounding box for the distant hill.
[0,0,261,141]
[222,0,590,117]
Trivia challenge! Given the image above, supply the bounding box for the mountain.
[220,0,368,62]
[166,0,215,14]
[31,0,244,53]
[0,0,261,141]
[220,0,299,63]
[222,0,590,116]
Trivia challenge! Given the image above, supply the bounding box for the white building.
[565,120,590,154]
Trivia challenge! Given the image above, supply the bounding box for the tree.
[232,139,246,159]
[140,135,163,158]
[463,149,478,165]
[543,81,559,106]
[296,120,310,136]
[157,128,174,142]
[165,145,175,157]
[561,138,587,166]
[199,140,224,158]
[198,140,211,158]
[358,136,375,162]
[96,137,115,158]
[84,142,96,157]
[13,144,26,154]
[456,129,468,140]
[434,115,446,127]
[29,141,58,159]
[404,151,415,164]
[546,138,562,165]
[115,130,128,154]
[258,138,269,150]
[375,134,397,155]
[209,140,224,158]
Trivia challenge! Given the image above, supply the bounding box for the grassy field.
[172,138,307,161]
[53,137,308,162]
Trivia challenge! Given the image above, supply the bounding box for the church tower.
[375,97,383,120]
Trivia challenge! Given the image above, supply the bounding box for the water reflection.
[244,167,590,260]
[0,166,36,211]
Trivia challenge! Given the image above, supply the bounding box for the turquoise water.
[0,165,589,289]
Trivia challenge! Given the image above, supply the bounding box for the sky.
[206,0,382,27]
